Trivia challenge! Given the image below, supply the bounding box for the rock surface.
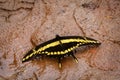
[0,0,120,80]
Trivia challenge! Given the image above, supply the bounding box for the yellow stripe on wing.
[36,38,98,54]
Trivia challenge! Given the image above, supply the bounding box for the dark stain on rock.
[9,53,18,69]
[2,52,6,59]
[82,1,100,10]
[0,61,2,66]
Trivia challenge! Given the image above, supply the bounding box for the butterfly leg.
[58,56,62,68]
[71,53,78,63]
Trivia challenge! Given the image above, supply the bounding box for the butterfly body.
[22,35,101,68]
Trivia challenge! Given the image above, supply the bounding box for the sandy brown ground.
[0,0,120,80]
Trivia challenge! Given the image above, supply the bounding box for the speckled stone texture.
[0,0,120,80]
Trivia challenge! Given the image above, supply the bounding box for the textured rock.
[0,0,120,80]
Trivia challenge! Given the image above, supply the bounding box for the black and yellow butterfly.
[22,35,101,68]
